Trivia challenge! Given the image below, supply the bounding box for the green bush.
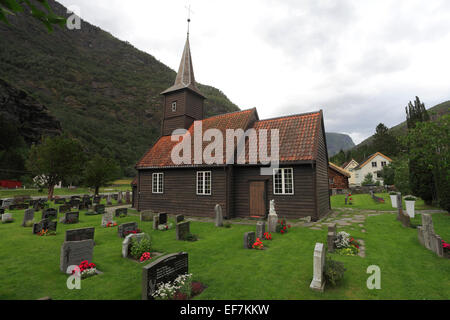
[130,237,152,259]
[324,256,346,287]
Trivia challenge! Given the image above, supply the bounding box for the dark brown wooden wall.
[328,168,349,189]
[315,121,331,220]
[232,165,316,219]
[137,167,227,217]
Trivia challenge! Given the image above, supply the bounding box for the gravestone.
[2,199,13,209]
[117,192,123,204]
[327,223,337,253]
[418,214,444,257]
[70,199,81,209]
[243,231,256,249]
[42,208,58,221]
[115,208,128,217]
[106,194,112,206]
[153,215,159,230]
[310,242,326,292]
[59,204,72,214]
[22,208,35,227]
[345,194,348,205]
[113,193,118,201]
[33,199,46,211]
[140,211,154,222]
[122,233,150,258]
[94,204,105,214]
[0,208,4,215]
[9,203,29,210]
[175,214,184,223]
[33,219,57,234]
[176,221,190,240]
[2,213,13,223]
[54,198,66,205]
[93,195,101,204]
[267,200,278,233]
[256,221,266,240]
[142,252,188,300]
[65,227,95,242]
[60,239,95,273]
[125,191,131,204]
[101,210,115,227]
[63,212,79,224]
[215,204,223,227]
[158,212,168,225]
[118,222,138,238]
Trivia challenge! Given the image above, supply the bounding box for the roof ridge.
[255,110,322,123]
[202,107,255,121]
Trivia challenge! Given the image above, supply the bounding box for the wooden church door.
[249,181,266,218]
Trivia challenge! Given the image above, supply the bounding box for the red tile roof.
[136,109,323,169]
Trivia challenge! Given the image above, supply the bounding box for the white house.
[343,152,393,186]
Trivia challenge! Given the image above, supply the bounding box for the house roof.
[342,159,358,170]
[329,162,351,177]
[354,152,393,170]
[135,110,324,169]
[160,36,205,98]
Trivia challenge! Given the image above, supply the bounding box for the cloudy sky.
[58,0,450,144]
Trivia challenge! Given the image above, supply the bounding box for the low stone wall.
[350,186,386,194]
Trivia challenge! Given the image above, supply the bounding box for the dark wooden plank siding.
[328,167,349,189]
[138,167,227,217]
[315,121,331,219]
[233,165,316,219]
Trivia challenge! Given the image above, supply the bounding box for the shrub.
[276,218,291,234]
[389,191,397,195]
[324,257,346,287]
[130,237,152,259]
[404,196,416,201]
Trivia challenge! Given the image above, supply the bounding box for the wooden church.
[135,34,331,221]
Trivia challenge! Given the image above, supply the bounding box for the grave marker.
[118,222,138,238]
[33,219,57,234]
[175,214,184,223]
[42,208,57,221]
[158,212,168,225]
[2,213,13,223]
[59,204,72,214]
[215,204,223,227]
[63,211,79,224]
[243,231,256,249]
[22,208,35,227]
[122,233,149,258]
[94,204,105,215]
[310,243,326,292]
[256,221,266,240]
[65,227,95,242]
[176,221,190,240]
[60,239,95,273]
[267,200,278,233]
[115,208,128,217]
[101,210,115,227]
[140,211,154,222]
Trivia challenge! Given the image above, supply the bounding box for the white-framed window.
[171,101,177,112]
[372,162,377,168]
[381,161,387,167]
[152,173,164,194]
[196,171,211,195]
[273,168,294,195]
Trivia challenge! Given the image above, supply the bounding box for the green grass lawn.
[331,193,441,211]
[0,185,132,198]
[0,203,449,300]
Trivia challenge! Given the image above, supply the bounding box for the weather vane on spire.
[185,4,194,37]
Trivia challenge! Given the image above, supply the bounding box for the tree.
[405,96,435,204]
[26,135,85,199]
[372,123,399,157]
[362,173,375,186]
[404,115,449,211]
[0,116,28,180]
[0,0,65,31]
[380,163,395,186]
[83,154,121,195]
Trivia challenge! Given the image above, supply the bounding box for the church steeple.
[160,32,206,136]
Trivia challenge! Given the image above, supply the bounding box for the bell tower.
[161,32,205,136]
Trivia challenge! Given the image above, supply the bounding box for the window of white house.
[152,173,164,194]
[273,168,294,195]
[197,171,211,195]
[381,161,387,167]
[171,101,177,112]
[372,162,377,167]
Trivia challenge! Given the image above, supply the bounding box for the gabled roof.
[136,109,324,169]
[329,162,351,177]
[160,36,205,98]
[354,152,393,170]
[342,159,358,170]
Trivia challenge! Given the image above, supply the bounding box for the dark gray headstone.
[93,196,101,204]
[158,212,168,225]
[244,232,256,249]
[59,204,72,214]
[22,208,35,227]
[0,208,4,215]
[65,227,95,242]
[175,214,184,223]
[176,221,190,240]
[153,215,159,230]
[63,212,79,224]
[9,203,29,210]
[60,239,95,273]
[256,221,266,239]
[140,211,154,222]
[125,191,131,204]
[142,252,188,300]
[118,222,138,238]
[42,208,57,221]
[94,204,105,214]
[115,208,128,217]
[33,219,57,234]
[54,198,66,205]
[2,199,13,209]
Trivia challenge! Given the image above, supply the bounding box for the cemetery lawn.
[0,186,131,198]
[0,206,449,300]
[331,193,440,211]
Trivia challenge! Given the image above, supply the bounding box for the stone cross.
[215,204,223,227]
[310,242,326,292]
[267,200,278,233]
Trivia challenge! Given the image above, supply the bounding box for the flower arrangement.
[263,232,272,240]
[105,222,118,228]
[37,229,56,236]
[389,191,397,195]
[276,219,291,234]
[158,223,173,231]
[404,195,417,201]
[124,228,142,237]
[140,252,151,262]
[442,240,450,258]
[348,193,353,205]
[152,273,193,300]
[252,238,264,250]
[72,260,97,279]
[334,231,360,256]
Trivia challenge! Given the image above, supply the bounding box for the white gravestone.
[215,204,223,227]
[310,242,326,292]
[267,200,278,233]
